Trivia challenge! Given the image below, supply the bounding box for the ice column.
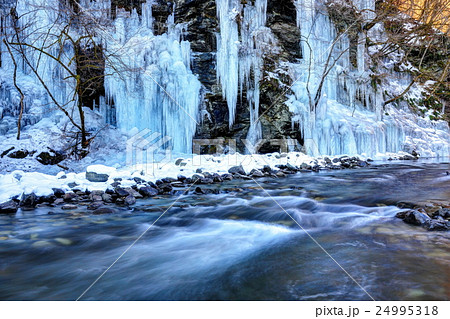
[104,2,201,154]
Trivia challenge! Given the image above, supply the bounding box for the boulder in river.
[124,195,136,206]
[403,210,431,226]
[20,193,38,209]
[425,219,450,231]
[0,200,18,214]
[139,186,159,197]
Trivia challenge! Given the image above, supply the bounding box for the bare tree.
[2,0,120,157]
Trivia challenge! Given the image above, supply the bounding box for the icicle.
[104,1,201,154]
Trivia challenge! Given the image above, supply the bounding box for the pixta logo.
[126,129,173,176]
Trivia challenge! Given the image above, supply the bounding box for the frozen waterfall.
[286,0,449,158]
[102,1,201,154]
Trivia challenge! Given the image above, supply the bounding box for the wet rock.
[89,195,102,202]
[88,202,104,210]
[124,195,136,206]
[20,193,38,208]
[39,194,56,204]
[63,192,77,202]
[194,187,205,195]
[162,177,178,184]
[233,173,251,180]
[357,160,369,167]
[250,169,265,177]
[89,190,104,201]
[200,178,214,184]
[212,174,223,183]
[433,208,450,219]
[400,210,431,226]
[124,188,142,199]
[286,163,298,172]
[424,219,450,231]
[191,174,203,182]
[115,187,130,197]
[102,193,113,203]
[0,200,18,214]
[262,165,272,173]
[93,207,116,215]
[52,188,65,198]
[61,204,78,210]
[158,183,173,194]
[228,165,246,175]
[139,186,159,197]
[171,182,185,188]
[300,163,312,170]
[177,175,187,182]
[400,154,417,160]
[54,198,64,205]
[275,171,286,178]
[221,173,233,181]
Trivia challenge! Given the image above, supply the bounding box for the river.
[0,161,449,300]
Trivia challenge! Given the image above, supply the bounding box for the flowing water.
[0,161,449,300]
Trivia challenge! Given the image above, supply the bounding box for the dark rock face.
[0,200,18,214]
[168,0,302,152]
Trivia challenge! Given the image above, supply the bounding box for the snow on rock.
[0,151,363,204]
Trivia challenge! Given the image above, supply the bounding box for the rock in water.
[125,195,136,206]
[138,186,159,197]
[0,201,18,214]
[115,187,130,197]
[425,219,450,231]
[20,193,38,209]
[402,210,431,226]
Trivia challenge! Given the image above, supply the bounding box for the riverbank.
[1,151,449,231]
